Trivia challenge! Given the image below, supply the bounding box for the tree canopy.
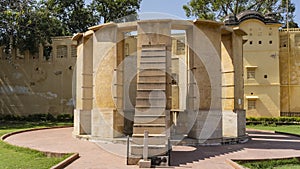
[0,0,142,55]
[90,0,141,23]
[42,0,97,35]
[0,0,60,54]
[183,0,297,27]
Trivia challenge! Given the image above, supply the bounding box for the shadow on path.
[170,130,300,166]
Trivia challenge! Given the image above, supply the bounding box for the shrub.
[0,113,73,123]
[247,117,300,125]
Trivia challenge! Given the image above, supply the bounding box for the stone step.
[139,76,166,83]
[132,133,166,137]
[132,136,167,145]
[137,90,166,98]
[131,145,168,157]
[142,45,166,51]
[135,107,166,116]
[141,56,166,62]
[136,100,166,107]
[136,98,165,104]
[136,97,166,100]
[137,83,166,90]
[139,63,166,69]
[139,70,166,77]
[134,115,166,124]
[138,81,166,84]
[141,51,166,57]
[133,124,166,134]
[134,123,166,127]
[135,105,165,108]
[140,60,166,64]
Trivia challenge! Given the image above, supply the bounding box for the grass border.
[50,153,79,169]
[1,125,73,140]
[230,157,300,169]
[226,128,300,169]
[1,126,79,168]
[275,131,300,137]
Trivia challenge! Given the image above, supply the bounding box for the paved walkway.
[4,128,300,169]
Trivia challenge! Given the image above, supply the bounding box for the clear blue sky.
[86,0,300,24]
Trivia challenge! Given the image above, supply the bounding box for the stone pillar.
[73,32,93,135]
[232,29,246,137]
[91,24,124,139]
[187,22,223,144]
[221,28,246,138]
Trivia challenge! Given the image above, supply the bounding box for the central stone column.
[130,20,172,162]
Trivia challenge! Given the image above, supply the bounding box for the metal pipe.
[126,135,129,165]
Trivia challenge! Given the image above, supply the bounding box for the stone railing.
[279,28,300,32]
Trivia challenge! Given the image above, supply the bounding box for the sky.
[86,0,300,24]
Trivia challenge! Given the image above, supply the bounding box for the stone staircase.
[130,44,169,159]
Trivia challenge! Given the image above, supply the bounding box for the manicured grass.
[237,158,300,169]
[0,121,73,169]
[243,124,300,169]
[247,124,300,135]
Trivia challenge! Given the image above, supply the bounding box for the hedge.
[247,117,300,125]
[0,113,73,123]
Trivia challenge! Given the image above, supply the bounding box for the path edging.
[1,126,79,169]
[1,125,73,140]
[225,159,247,169]
[50,153,80,169]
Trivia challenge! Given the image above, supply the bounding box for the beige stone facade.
[0,37,76,115]
[225,11,300,117]
[72,19,247,161]
[280,28,300,116]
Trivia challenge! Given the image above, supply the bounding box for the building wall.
[280,29,300,116]
[0,37,76,116]
[239,19,281,117]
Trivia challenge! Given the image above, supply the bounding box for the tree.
[183,0,297,26]
[90,0,142,24]
[0,0,60,54]
[42,0,97,35]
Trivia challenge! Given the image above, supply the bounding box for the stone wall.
[0,37,76,116]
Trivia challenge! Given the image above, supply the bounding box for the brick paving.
[4,128,300,169]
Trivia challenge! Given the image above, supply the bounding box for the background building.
[226,11,300,117]
[0,37,76,116]
[280,28,300,117]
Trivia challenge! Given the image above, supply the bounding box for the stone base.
[73,109,91,135]
[127,156,141,165]
[188,110,223,141]
[139,159,151,168]
[176,135,249,146]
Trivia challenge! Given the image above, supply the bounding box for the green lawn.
[0,121,73,169]
[237,158,300,169]
[242,125,300,169]
[247,124,300,135]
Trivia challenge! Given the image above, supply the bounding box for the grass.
[237,158,300,169]
[0,121,73,169]
[242,124,300,169]
[247,124,300,135]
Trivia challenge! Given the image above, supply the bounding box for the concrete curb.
[227,157,300,169]
[1,125,73,140]
[1,126,79,169]
[227,129,300,169]
[51,153,80,169]
[225,159,247,169]
[275,131,300,137]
